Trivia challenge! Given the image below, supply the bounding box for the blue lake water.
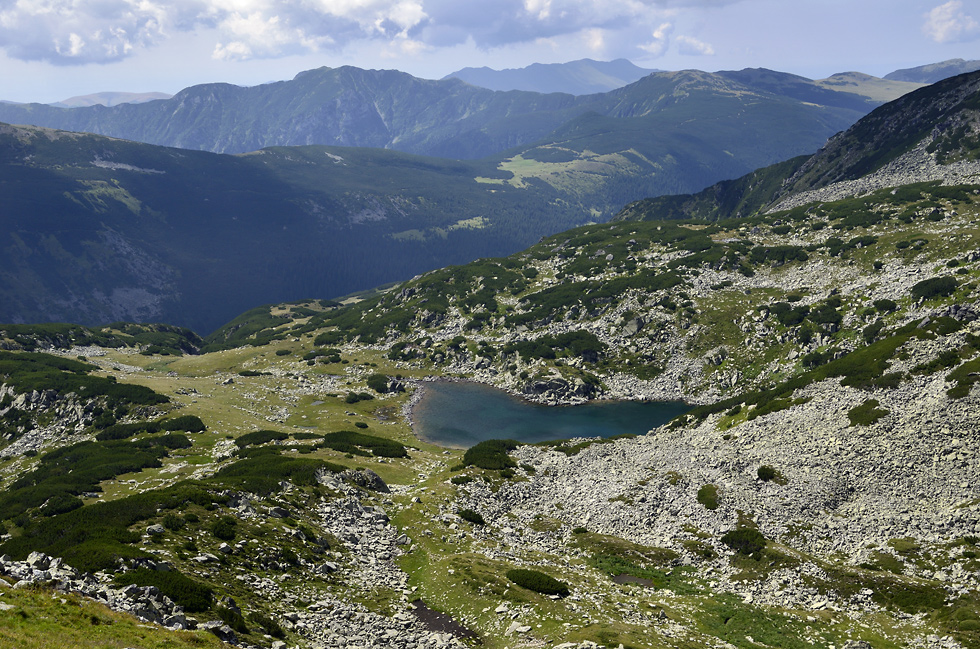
[412,381,690,448]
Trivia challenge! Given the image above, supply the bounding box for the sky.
[0,0,978,103]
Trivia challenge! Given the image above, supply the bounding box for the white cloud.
[639,21,672,56]
[0,0,743,65]
[583,27,606,53]
[923,1,979,43]
[676,34,713,55]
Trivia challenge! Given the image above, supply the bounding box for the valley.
[0,67,979,649]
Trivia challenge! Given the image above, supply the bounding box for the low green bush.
[216,606,249,633]
[345,392,375,404]
[114,569,212,613]
[160,415,206,433]
[911,276,957,301]
[848,399,889,426]
[721,529,767,556]
[235,430,288,448]
[460,439,519,470]
[506,568,570,597]
[0,435,189,522]
[162,512,186,531]
[208,450,342,495]
[318,431,407,458]
[210,515,237,541]
[458,509,485,525]
[250,612,285,639]
[94,421,161,441]
[366,373,390,393]
[697,484,720,510]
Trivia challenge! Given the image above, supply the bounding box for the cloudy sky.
[1,0,978,103]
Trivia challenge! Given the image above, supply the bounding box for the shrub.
[572,527,588,534]
[42,494,83,516]
[210,516,237,541]
[162,512,186,531]
[366,373,390,393]
[115,569,213,612]
[354,422,368,429]
[848,399,889,426]
[757,466,776,482]
[235,429,288,448]
[216,606,249,633]
[345,392,375,404]
[450,475,473,485]
[721,528,767,556]
[911,276,957,301]
[461,439,519,470]
[458,509,485,525]
[275,349,291,356]
[160,415,206,433]
[208,452,342,494]
[319,431,407,458]
[250,612,285,639]
[94,421,161,441]
[697,484,720,510]
[506,568,570,598]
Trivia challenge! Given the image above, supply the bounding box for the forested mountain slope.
[0,125,582,333]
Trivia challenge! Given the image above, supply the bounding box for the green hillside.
[0,124,584,333]
[0,67,887,334]
[615,70,980,223]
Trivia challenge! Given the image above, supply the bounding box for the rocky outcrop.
[0,552,190,630]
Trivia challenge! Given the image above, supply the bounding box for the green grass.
[0,583,227,649]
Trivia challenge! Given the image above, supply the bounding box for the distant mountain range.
[0,65,898,160]
[884,58,980,84]
[52,91,172,108]
[0,62,970,332]
[443,58,658,95]
[0,65,899,224]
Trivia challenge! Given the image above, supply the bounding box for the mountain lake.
[412,380,690,448]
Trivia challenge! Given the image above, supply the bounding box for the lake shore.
[405,377,690,449]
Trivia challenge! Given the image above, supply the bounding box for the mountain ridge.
[0,65,888,159]
[444,58,658,95]
[615,69,980,222]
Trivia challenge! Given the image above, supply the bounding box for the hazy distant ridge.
[52,91,172,108]
[884,58,980,84]
[443,58,658,95]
